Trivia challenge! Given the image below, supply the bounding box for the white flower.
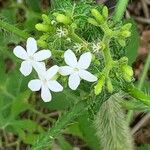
[59,50,97,90]
[28,65,63,102]
[13,37,51,76]
[56,27,67,38]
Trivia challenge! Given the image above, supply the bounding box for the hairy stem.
[31,101,86,150]
[0,20,29,39]
[125,85,150,106]
[94,93,133,150]
[113,0,130,22]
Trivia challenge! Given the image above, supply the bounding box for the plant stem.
[31,101,87,150]
[127,50,150,123]
[138,50,150,89]
[125,85,150,106]
[0,20,29,39]
[113,0,130,22]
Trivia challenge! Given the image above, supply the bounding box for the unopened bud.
[102,6,108,19]
[94,75,105,95]
[91,9,104,24]
[35,23,52,32]
[118,39,126,47]
[122,65,134,77]
[56,14,71,25]
[88,18,99,26]
[37,39,48,48]
[122,31,131,37]
[42,14,50,24]
[122,23,132,30]
[106,78,113,93]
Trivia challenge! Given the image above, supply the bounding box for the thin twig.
[141,0,150,18]
[131,113,150,134]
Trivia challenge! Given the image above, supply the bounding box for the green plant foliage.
[0,0,150,149]
[125,19,139,65]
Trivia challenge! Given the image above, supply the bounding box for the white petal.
[13,46,28,60]
[79,70,97,82]
[59,66,73,76]
[33,50,51,61]
[46,65,59,79]
[20,61,32,76]
[64,49,77,67]
[32,61,46,75]
[69,73,80,90]
[26,37,37,55]
[77,52,92,69]
[28,79,42,91]
[41,85,52,102]
[48,80,63,92]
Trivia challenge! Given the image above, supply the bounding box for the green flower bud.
[56,14,71,25]
[106,78,113,93]
[122,65,134,77]
[88,18,99,26]
[118,39,126,47]
[122,23,132,30]
[42,14,50,24]
[102,6,108,19]
[35,23,52,32]
[37,39,48,48]
[94,75,105,95]
[119,57,128,64]
[70,23,77,29]
[40,34,49,40]
[91,9,104,24]
[121,31,131,37]
[123,74,132,82]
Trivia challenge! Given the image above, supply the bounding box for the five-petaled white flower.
[28,65,63,102]
[59,50,98,90]
[13,37,51,76]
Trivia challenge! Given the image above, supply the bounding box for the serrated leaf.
[10,90,31,118]
[58,136,72,150]
[78,112,100,150]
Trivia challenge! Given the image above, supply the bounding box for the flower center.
[29,56,34,61]
[74,68,79,72]
[42,79,48,85]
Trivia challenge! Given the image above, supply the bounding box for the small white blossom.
[92,42,101,53]
[73,43,83,53]
[56,27,67,38]
[13,37,51,76]
[28,65,63,102]
[59,50,97,90]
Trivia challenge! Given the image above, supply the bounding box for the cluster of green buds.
[35,6,134,96]
[88,7,133,95]
[35,14,55,47]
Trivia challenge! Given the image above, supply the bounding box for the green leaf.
[58,136,72,150]
[78,112,100,150]
[10,90,31,118]
[24,134,41,145]
[25,0,41,12]
[137,145,150,150]
[41,89,78,110]
[125,19,139,65]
